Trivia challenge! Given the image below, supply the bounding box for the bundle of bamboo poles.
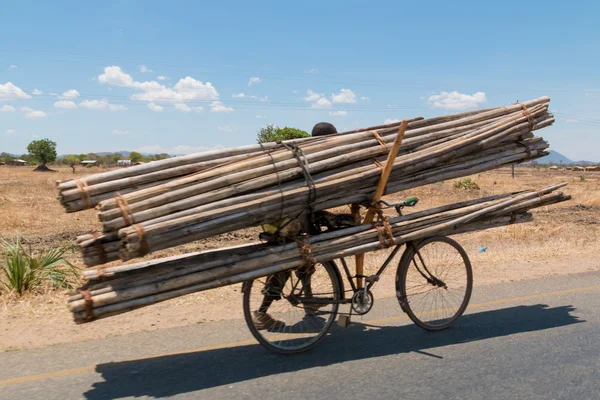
[68,184,570,323]
[59,97,555,266]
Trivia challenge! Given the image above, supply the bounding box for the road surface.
[1,270,599,399]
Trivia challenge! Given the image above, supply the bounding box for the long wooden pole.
[355,119,408,288]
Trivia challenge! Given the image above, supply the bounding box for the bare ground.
[1,165,599,351]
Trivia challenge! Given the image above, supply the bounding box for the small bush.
[1,237,79,296]
[454,178,480,190]
[580,175,586,181]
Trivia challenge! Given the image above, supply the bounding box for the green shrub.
[1,237,79,296]
[256,124,309,143]
[454,178,480,190]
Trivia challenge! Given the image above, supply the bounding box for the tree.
[26,138,57,171]
[110,154,122,164]
[256,124,309,144]
[0,152,14,163]
[129,151,144,163]
[64,155,79,166]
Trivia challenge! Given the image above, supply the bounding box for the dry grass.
[2,165,599,270]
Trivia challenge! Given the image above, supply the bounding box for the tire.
[396,236,473,331]
[243,260,343,354]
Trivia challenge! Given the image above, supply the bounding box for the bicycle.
[242,198,473,354]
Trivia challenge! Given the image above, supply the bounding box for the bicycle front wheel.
[243,260,343,354]
[396,236,472,331]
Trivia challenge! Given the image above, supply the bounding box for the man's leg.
[253,271,290,330]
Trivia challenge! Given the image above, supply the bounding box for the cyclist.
[253,122,341,330]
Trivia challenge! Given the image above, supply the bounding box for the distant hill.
[536,150,597,166]
[536,150,573,164]
[96,151,131,157]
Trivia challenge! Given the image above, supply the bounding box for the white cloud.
[247,95,257,99]
[331,89,356,104]
[565,118,579,123]
[174,103,191,112]
[0,105,16,112]
[133,76,219,103]
[384,118,401,124]
[232,93,246,98]
[256,114,266,119]
[329,110,348,116]
[32,89,43,95]
[25,110,47,119]
[304,90,322,102]
[20,106,33,112]
[305,68,319,73]
[312,97,332,109]
[79,99,127,111]
[170,77,219,100]
[32,134,39,138]
[210,101,234,112]
[147,103,164,112]
[248,77,261,86]
[259,96,268,102]
[49,92,59,96]
[139,65,152,73]
[218,125,234,132]
[292,90,299,94]
[99,66,221,104]
[59,89,80,99]
[427,91,487,110]
[112,129,129,135]
[6,129,17,136]
[99,66,135,87]
[0,82,32,99]
[54,100,77,109]
[9,65,17,69]
[192,106,204,112]
[360,96,370,101]
[157,76,169,81]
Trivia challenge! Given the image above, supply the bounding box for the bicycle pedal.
[365,275,379,283]
[338,315,351,328]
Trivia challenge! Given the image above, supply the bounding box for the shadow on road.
[85,304,581,399]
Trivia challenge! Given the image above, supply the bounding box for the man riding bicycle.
[253,122,355,330]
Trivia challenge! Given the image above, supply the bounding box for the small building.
[80,160,98,166]
[585,166,600,172]
[565,166,573,171]
[117,159,132,166]
[8,159,27,166]
[549,165,559,170]
[133,161,145,166]
[573,166,585,171]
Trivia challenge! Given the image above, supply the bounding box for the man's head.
[311,122,337,137]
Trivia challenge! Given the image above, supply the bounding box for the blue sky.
[1,0,599,160]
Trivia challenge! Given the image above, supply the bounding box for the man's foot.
[253,311,284,331]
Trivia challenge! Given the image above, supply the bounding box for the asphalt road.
[1,271,599,400]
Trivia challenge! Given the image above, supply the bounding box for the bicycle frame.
[295,242,409,307]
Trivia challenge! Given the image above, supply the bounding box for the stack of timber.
[68,184,570,323]
[56,97,555,266]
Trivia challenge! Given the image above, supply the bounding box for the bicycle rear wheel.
[396,236,472,330]
[243,260,343,354]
